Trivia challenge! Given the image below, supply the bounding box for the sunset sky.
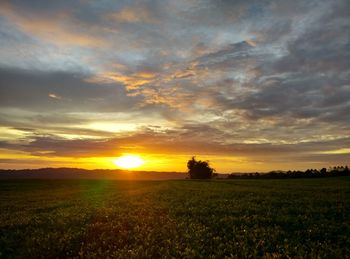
[0,0,349,173]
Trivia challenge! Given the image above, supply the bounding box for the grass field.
[0,178,349,258]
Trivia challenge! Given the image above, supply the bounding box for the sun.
[113,155,145,169]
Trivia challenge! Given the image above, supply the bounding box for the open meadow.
[0,178,349,258]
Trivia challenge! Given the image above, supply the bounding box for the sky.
[0,0,349,173]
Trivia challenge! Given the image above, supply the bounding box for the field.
[0,178,349,258]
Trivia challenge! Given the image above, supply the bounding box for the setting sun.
[113,155,145,169]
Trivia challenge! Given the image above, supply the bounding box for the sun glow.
[113,155,145,169]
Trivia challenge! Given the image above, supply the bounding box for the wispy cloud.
[0,2,107,48]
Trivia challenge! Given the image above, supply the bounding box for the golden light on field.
[113,155,145,169]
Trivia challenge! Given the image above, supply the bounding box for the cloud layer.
[0,0,349,171]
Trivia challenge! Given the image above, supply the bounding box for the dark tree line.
[186,157,349,180]
[228,165,350,179]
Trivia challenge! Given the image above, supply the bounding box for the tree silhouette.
[187,156,215,179]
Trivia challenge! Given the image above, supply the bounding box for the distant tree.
[187,157,215,179]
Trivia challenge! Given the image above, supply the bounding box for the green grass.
[0,178,349,258]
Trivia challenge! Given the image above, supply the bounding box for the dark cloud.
[183,0,350,129]
[0,67,141,112]
[196,41,255,68]
[8,0,80,13]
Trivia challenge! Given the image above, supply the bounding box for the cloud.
[0,67,141,112]
[48,93,61,100]
[0,0,349,170]
[0,1,107,48]
[108,4,160,24]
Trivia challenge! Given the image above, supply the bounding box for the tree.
[187,156,215,179]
